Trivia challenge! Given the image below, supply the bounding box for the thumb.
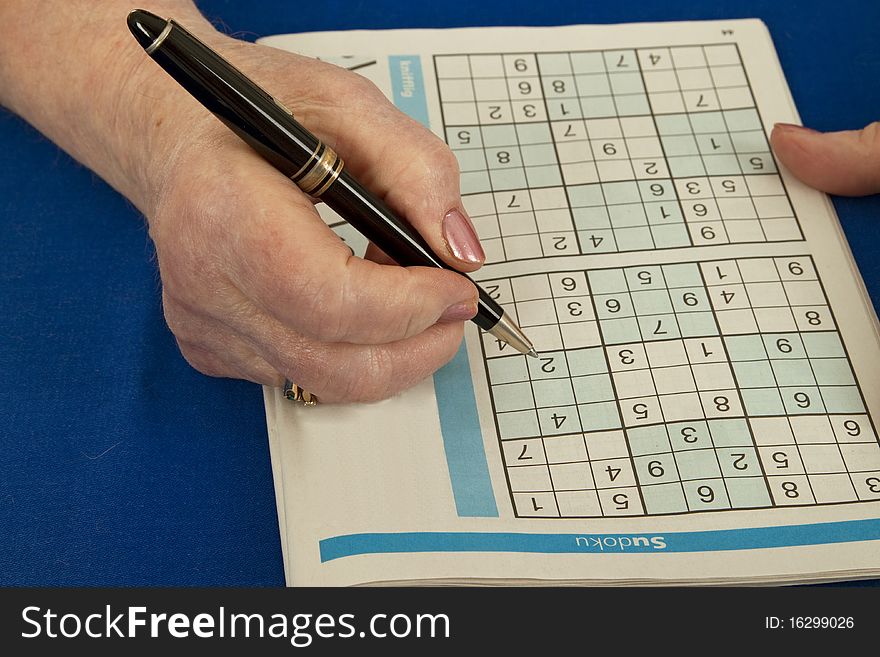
[770,121,880,196]
[289,72,486,272]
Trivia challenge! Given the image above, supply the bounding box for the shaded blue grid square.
[662,134,700,156]
[780,387,825,414]
[532,378,576,407]
[626,424,671,455]
[528,352,571,380]
[703,154,743,176]
[481,124,519,146]
[740,388,785,415]
[573,206,611,230]
[668,420,712,450]
[802,332,846,358]
[565,347,608,377]
[716,447,761,478]
[675,449,722,480]
[641,483,688,514]
[581,96,617,118]
[600,317,642,344]
[732,360,776,388]
[615,94,650,116]
[624,265,666,290]
[488,356,529,384]
[820,386,866,414]
[725,335,768,361]
[708,418,752,446]
[577,229,617,253]
[538,406,582,435]
[696,133,734,154]
[571,373,615,404]
[602,180,642,204]
[668,156,706,177]
[526,166,563,187]
[492,381,535,412]
[650,223,691,248]
[763,333,806,359]
[609,203,648,227]
[588,268,628,293]
[516,122,553,144]
[635,453,681,485]
[520,143,558,166]
[568,183,606,207]
[731,130,768,153]
[455,149,488,172]
[632,289,674,315]
[638,313,681,341]
[608,71,644,94]
[497,410,540,439]
[738,153,777,174]
[723,108,762,132]
[645,202,684,225]
[595,293,634,319]
[725,477,772,508]
[578,401,622,431]
[489,168,528,190]
[663,263,704,288]
[574,73,610,95]
[671,287,711,312]
[810,358,856,386]
[683,478,731,510]
[771,359,816,386]
[689,111,727,133]
[655,113,691,135]
[676,312,718,338]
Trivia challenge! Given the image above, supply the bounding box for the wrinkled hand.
[147,38,484,402]
[771,121,880,196]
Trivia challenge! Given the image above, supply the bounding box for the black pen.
[127,9,536,358]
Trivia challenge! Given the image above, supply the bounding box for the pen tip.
[527,347,539,359]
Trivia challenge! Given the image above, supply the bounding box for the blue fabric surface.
[1,0,878,585]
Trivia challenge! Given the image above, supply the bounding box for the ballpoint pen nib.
[487,312,537,357]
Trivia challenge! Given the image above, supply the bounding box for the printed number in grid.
[481,256,879,517]
[435,46,802,264]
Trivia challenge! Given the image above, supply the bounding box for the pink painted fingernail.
[442,208,485,265]
[440,301,478,322]
[774,122,819,134]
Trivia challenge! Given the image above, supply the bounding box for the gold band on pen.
[283,379,318,406]
[291,142,344,197]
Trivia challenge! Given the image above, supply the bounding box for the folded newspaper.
[260,19,880,586]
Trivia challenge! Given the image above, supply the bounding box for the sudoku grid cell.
[435,45,803,264]
[481,256,879,517]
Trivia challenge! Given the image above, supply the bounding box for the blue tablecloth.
[2,0,878,585]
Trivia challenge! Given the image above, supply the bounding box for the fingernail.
[440,301,478,322]
[443,208,485,265]
[774,122,819,134]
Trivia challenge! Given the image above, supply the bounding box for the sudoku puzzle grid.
[479,256,880,517]
[434,45,803,263]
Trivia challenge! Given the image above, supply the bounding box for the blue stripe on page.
[432,342,498,517]
[318,518,880,562]
[388,55,498,518]
[389,55,431,127]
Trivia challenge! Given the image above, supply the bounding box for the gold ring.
[283,379,318,406]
